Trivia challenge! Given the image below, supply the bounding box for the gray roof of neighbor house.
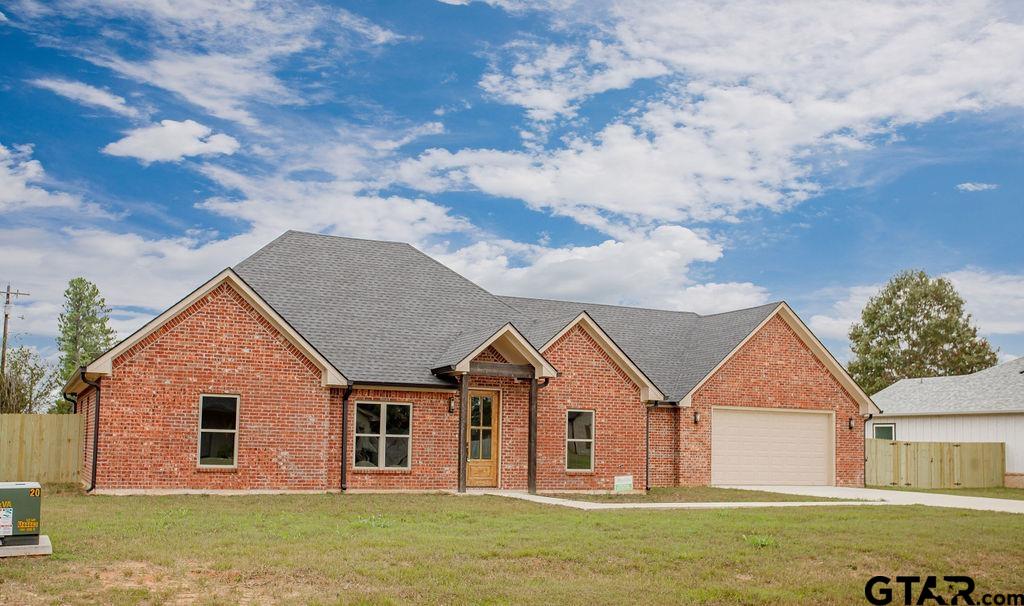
[234,230,782,400]
[872,357,1024,416]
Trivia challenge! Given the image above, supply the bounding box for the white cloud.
[808,284,882,341]
[0,143,83,212]
[98,52,296,128]
[102,119,240,163]
[404,1,1024,234]
[336,8,407,45]
[30,78,141,118]
[956,182,999,192]
[810,269,1024,345]
[945,269,1024,335]
[0,226,271,339]
[433,225,770,313]
[41,1,410,129]
[480,41,667,121]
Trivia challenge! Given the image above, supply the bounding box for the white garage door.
[711,408,833,485]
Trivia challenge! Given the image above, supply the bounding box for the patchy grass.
[0,492,1022,604]
[546,486,840,503]
[874,486,1024,501]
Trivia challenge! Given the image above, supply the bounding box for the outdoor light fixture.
[448,397,456,413]
[848,417,856,430]
[693,410,701,424]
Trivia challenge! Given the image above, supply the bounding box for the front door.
[466,390,500,487]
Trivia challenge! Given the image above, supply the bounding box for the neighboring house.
[64,231,877,494]
[867,358,1024,488]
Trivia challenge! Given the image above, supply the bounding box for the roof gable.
[432,322,558,379]
[540,312,665,401]
[65,268,347,393]
[676,303,879,415]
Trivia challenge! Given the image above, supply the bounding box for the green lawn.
[1,490,1022,605]
[546,486,841,503]
[873,486,1024,501]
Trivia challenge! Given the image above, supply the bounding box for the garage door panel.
[711,408,833,485]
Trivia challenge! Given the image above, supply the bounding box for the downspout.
[81,369,101,493]
[62,391,78,414]
[340,384,354,492]
[645,403,652,493]
[528,377,550,495]
[862,412,874,487]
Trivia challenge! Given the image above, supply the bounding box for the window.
[355,402,411,469]
[873,423,895,441]
[198,395,239,467]
[566,410,594,471]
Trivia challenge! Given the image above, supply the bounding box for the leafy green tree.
[0,347,58,413]
[54,277,116,411]
[847,270,997,394]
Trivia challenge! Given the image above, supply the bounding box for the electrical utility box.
[0,482,43,547]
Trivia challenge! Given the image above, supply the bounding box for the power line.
[1,284,31,376]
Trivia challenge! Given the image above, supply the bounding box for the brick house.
[63,231,878,494]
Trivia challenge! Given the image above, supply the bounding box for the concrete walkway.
[479,489,887,511]
[723,485,1024,515]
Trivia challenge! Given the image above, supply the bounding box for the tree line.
[0,269,999,413]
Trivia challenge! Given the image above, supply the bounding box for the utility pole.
[1,284,30,376]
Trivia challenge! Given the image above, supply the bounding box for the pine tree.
[847,270,997,394]
[54,277,116,411]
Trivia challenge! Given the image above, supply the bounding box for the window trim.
[197,393,240,469]
[565,408,595,472]
[873,423,896,441]
[353,401,413,470]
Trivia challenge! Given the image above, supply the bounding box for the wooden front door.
[466,390,500,487]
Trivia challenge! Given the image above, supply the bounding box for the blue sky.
[1,0,1023,364]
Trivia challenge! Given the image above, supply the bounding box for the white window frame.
[873,423,896,441]
[565,409,595,472]
[197,394,240,469]
[353,401,413,470]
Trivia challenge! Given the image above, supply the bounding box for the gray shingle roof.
[873,358,1024,416]
[234,231,781,399]
[501,296,780,401]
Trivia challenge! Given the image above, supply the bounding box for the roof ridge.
[278,229,412,247]
[500,294,782,318]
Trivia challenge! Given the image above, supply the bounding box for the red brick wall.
[537,325,647,491]
[91,283,339,490]
[675,314,864,487]
[648,406,678,487]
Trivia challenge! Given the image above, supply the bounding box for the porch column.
[458,373,468,493]
[528,377,538,494]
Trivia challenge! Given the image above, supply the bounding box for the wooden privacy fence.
[866,438,1005,489]
[0,414,83,483]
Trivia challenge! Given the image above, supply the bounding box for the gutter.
[80,369,101,493]
[340,383,354,492]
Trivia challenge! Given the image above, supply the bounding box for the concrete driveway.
[724,485,1024,514]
